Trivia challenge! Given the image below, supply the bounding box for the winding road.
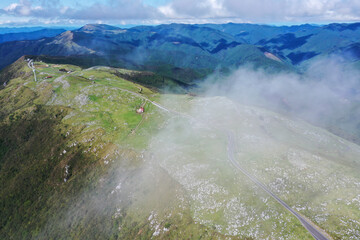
[106,84,193,118]
[227,132,330,240]
[26,59,37,82]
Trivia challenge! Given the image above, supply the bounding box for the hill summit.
[78,24,121,32]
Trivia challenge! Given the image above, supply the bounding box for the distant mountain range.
[1,22,360,83]
[0,27,65,34]
[0,28,66,44]
[201,22,360,66]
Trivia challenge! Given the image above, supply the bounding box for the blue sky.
[0,0,360,26]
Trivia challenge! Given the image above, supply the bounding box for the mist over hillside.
[202,56,360,144]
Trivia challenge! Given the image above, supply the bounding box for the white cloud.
[0,0,163,23]
[159,0,229,19]
[65,0,162,20]
[3,0,33,16]
[4,3,20,12]
[1,0,360,25]
[159,0,360,22]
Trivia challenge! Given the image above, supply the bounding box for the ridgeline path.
[26,59,37,82]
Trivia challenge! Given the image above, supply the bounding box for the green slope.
[0,58,229,239]
[1,59,359,239]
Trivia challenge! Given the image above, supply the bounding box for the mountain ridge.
[1,22,359,79]
[1,59,359,239]
[0,23,296,82]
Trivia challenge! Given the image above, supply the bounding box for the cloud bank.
[1,0,360,26]
[201,56,360,143]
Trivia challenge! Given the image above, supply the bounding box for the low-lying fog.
[202,56,360,143]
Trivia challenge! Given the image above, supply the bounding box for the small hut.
[136,107,144,114]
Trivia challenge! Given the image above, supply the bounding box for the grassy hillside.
[1,59,359,239]
[0,59,221,239]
